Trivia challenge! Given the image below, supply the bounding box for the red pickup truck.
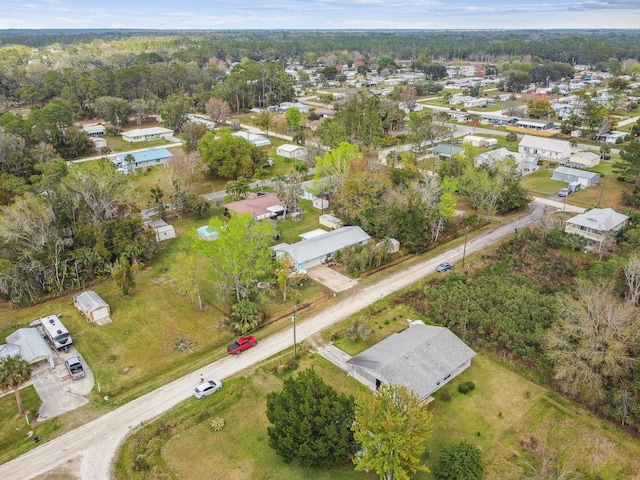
[227,336,258,354]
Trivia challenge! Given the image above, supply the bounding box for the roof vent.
[56,330,62,334]
[49,318,55,324]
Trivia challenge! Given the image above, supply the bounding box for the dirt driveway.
[307,265,358,292]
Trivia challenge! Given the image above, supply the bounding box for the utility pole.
[292,304,297,359]
[461,226,469,268]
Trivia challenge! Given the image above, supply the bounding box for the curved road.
[1,200,554,480]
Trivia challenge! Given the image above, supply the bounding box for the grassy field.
[521,161,634,210]
[115,347,640,480]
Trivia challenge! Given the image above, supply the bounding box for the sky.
[2,0,640,30]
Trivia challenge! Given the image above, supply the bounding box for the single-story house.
[518,135,571,163]
[567,152,600,169]
[604,132,627,144]
[146,219,176,242]
[273,226,370,270]
[431,143,464,158]
[319,214,344,230]
[121,127,174,143]
[551,166,600,187]
[186,114,216,130]
[314,108,336,118]
[5,328,55,366]
[90,137,107,150]
[82,124,106,137]
[276,144,307,160]
[480,114,518,126]
[115,148,173,173]
[74,291,112,325]
[516,119,554,131]
[463,135,498,148]
[346,321,476,400]
[224,193,285,220]
[278,102,312,114]
[232,131,271,148]
[474,148,539,174]
[565,208,629,246]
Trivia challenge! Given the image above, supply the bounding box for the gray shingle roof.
[5,328,53,364]
[274,226,370,265]
[519,134,570,153]
[346,322,476,398]
[566,207,629,231]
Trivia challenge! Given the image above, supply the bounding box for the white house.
[74,291,112,325]
[518,135,571,164]
[276,144,307,160]
[567,152,600,169]
[121,127,174,143]
[565,208,629,247]
[82,124,106,137]
[146,219,176,242]
[551,166,600,187]
[516,119,554,131]
[474,148,539,174]
[463,135,498,148]
[4,328,55,366]
[232,131,271,148]
[346,321,476,399]
[114,148,173,173]
[273,226,370,271]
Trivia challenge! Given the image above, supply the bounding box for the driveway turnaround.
[0,201,547,480]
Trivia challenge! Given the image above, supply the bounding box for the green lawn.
[521,162,633,210]
[115,348,640,480]
[0,386,61,465]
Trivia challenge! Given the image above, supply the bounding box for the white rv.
[39,314,73,351]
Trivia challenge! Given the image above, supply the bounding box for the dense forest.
[1,29,640,65]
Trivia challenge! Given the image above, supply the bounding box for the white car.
[193,379,223,399]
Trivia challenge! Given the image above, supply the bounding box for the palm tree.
[0,355,32,415]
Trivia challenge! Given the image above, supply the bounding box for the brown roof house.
[224,193,285,221]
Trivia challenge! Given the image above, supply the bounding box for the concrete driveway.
[30,351,94,421]
[307,265,357,292]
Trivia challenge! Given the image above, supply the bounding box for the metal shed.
[74,291,112,325]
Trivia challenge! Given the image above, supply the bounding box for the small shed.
[276,144,307,160]
[146,219,176,242]
[74,291,112,325]
[319,214,344,230]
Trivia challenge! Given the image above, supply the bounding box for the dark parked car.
[436,262,454,272]
[600,154,611,160]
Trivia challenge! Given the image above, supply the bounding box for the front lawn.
[115,349,640,480]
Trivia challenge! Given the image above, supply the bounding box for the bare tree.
[545,280,638,407]
[624,253,640,304]
[537,207,565,242]
[399,85,418,112]
[205,97,230,124]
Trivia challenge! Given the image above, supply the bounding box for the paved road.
[0,200,551,480]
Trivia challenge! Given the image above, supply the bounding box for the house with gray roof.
[431,143,464,158]
[551,166,600,187]
[232,131,272,148]
[518,134,571,164]
[273,226,370,270]
[5,328,54,366]
[565,208,629,247]
[346,321,476,400]
[474,147,539,174]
